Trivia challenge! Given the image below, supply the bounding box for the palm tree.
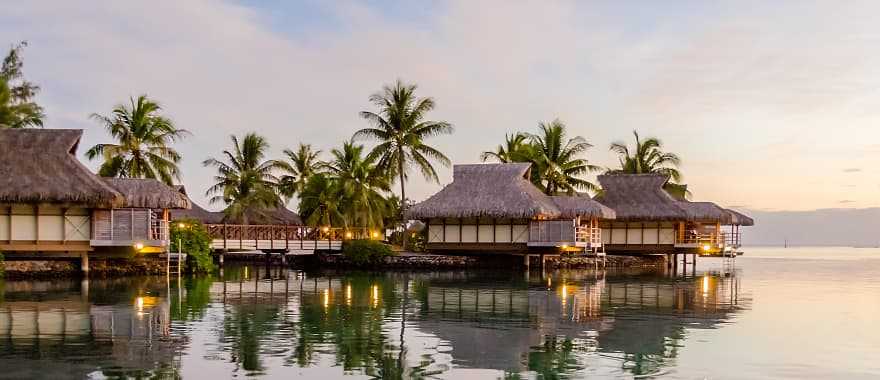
[297,173,345,227]
[480,132,532,163]
[528,119,600,195]
[324,140,392,228]
[0,41,44,128]
[86,95,188,185]
[203,133,282,224]
[354,80,454,220]
[608,130,689,199]
[278,143,324,199]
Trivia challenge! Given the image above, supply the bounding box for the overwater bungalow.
[408,164,752,259]
[0,129,190,269]
[407,163,616,254]
[595,173,753,256]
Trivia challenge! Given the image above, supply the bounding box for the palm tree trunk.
[398,148,408,249]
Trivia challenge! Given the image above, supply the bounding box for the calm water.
[0,247,878,379]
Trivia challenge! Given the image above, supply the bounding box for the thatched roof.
[725,209,755,226]
[407,163,612,220]
[0,129,123,207]
[597,173,755,225]
[103,178,190,209]
[596,174,689,221]
[170,186,224,223]
[550,195,616,219]
[676,201,733,223]
[169,186,302,225]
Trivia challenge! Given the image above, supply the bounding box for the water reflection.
[0,264,749,379]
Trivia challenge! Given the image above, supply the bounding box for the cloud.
[843,168,862,173]
[3,0,880,212]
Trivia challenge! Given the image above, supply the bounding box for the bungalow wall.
[427,218,530,247]
[0,204,91,252]
[601,222,676,246]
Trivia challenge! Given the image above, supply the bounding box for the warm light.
[702,244,712,251]
[345,232,352,239]
[346,284,352,304]
[135,296,145,311]
[243,266,249,279]
[702,276,710,295]
[371,285,380,307]
[133,242,144,251]
[561,285,568,299]
[561,244,568,249]
[178,223,187,229]
[323,289,330,308]
[322,226,330,233]
[547,277,552,288]
[371,231,379,238]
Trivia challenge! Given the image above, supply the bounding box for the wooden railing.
[204,224,377,250]
[576,226,602,246]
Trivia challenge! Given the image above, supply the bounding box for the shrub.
[342,239,395,266]
[388,230,426,252]
[170,219,214,273]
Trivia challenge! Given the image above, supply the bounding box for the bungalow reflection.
[0,277,183,379]
[414,268,747,377]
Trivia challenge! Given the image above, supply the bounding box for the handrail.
[204,224,377,242]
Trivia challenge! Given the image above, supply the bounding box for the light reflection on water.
[0,247,878,379]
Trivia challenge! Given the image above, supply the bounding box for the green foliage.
[0,41,44,128]
[170,275,214,321]
[355,79,454,209]
[277,143,324,199]
[170,219,214,273]
[608,130,690,200]
[389,230,425,252]
[482,119,600,195]
[298,141,394,229]
[86,95,189,185]
[342,239,395,265]
[203,133,283,224]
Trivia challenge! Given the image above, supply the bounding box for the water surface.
[0,247,878,379]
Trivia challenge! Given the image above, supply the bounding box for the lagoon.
[0,247,878,379]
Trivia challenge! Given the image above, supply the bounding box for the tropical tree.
[480,132,532,163]
[354,80,454,220]
[86,95,188,185]
[278,143,324,199]
[203,133,282,224]
[527,119,600,195]
[324,140,392,228]
[297,173,345,227]
[0,41,44,128]
[608,130,689,200]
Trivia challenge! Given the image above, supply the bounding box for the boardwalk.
[205,224,374,252]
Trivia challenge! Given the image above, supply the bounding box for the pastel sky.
[3,0,879,212]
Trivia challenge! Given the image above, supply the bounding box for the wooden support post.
[80,252,89,277]
[523,254,530,269]
[34,204,39,245]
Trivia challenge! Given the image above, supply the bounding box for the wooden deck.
[205,224,373,252]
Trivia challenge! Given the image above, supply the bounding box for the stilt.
[80,252,89,277]
[672,253,678,275]
[219,250,225,267]
[523,254,530,269]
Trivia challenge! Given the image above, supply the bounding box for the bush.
[388,230,426,252]
[342,239,395,265]
[170,219,214,273]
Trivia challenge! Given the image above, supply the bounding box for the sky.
[2,0,879,213]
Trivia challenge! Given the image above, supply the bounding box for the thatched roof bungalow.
[595,173,753,254]
[408,163,614,253]
[0,129,190,257]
